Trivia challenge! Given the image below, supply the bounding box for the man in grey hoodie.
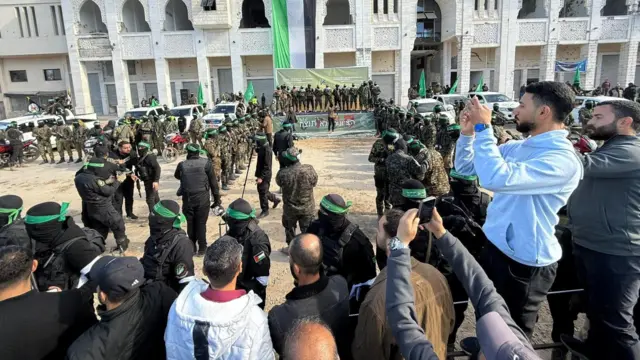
[564,100,640,360]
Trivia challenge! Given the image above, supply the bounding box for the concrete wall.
[1,55,69,93]
[515,46,541,68]
[470,48,496,70]
[169,58,198,79]
[244,55,273,78]
[0,2,67,56]
[372,51,395,73]
[556,45,583,61]
[324,52,357,68]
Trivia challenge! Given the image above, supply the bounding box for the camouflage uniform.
[203,132,222,183]
[349,85,358,111]
[386,149,425,207]
[314,87,323,111]
[414,147,450,197]
[188,117,204,146]
[323,86,332,111]
[33,125,55,162]
[218,127,233,189]
[137,118,154,144]
[368,139,391,216]
[72,124,87,160]
[276,160,318,244]
[387,108,401,130]
[414,116,437,148]
[54,122,73,161]
[578,107,592,128]
[151,117,165,152]
[491,110,511,145]
[435,117,455,173]
[163,117,178,134]
[114,122,135,146]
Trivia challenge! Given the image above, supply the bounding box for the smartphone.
[417,196,437,225]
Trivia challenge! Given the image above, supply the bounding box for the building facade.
[0,0,638,118]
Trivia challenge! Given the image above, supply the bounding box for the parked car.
[408,98,456,124]
[569,96,631,125]
[432,94,468,108]
[467,92,520,120]
[0,114,97,149]
[123,106,166,120]
[168,104,205,131]
[202,102,238,129]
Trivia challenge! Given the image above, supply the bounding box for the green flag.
[449,78,458,94]
[150,98,159,107]
[476,76,484,92]
[244,81,255,103]
[573,68,581,87]
[418,70,427,98]
[197,83,204,105]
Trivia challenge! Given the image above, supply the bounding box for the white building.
[0,0,638,118]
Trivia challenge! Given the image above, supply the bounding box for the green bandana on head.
[402,188,427,199]
[138,142,151,149]
[282,123,292,128]
[25,202,70,224]
[448,124,461,131]
[186,144,200,153]
[83,162,105,170]
[255,134,267,141]
[320,196,352,214]
[219,126,227,132]
[450,169,478,181]
[283,151,298,162]
[226,207,256,220]
[0,207,23,225]
[153,202,186,229]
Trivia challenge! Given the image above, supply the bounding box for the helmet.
[493,103,500,111]
[37,120,44,127]
[584,100,595,110]
[57,119,64,125]
[434,105,442,113]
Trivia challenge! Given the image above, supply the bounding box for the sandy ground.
[0,135,581,359]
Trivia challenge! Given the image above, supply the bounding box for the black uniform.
[174,153,221,253]
[0,219,31,250]
[109,150,136,217]
[272,128,294,157]
[74,159,127,246]
[141,228,195,293]
[134,149,161,213]
[255,142,278,213]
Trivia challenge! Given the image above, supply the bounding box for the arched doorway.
[240,0,270,28]
[122,0,150,32]
[324,0,353,25]
[164,0,194,31]
[79,0,107,34]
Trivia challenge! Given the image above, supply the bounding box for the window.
[15,7,24,38]
[383,0,388,14]
[31,7,39,36]
[201,0,216,11]
[393,0,398,13]
[58,6,65,35]
[127,60,137,75]
[495,0,499,9]
[44,69,62,81]
[105,62,114,77]
[50,6,59,35]
[10,70,28,82]
[474,0,479,10]
[23,7,31,37]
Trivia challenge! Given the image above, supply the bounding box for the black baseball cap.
[89,256,144,299]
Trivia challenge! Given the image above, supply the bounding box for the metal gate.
[130,83,139,108]
[372,74,394,101]
[171,82,177,105]
[217,69,233,97]
[87,73,104,115]
[106,84,117,114]
[248,78,274,104]
[599,54,620,86]
[144,83,158,101]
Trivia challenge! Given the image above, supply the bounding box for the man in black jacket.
[254,133,280,218]
[110,141,138,220]
[67,256,177,360]
[0,195,31,249]
[273,123,294,158]
[0,246,97,360]
[268,233,350,358]
[141,200,195,293]
[307,194,377,290]
[25,202,105,291]
[224,198,271,308]
[75,156,129,253]
[174,143,222,255]
[135,141,161,214]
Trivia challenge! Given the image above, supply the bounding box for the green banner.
[275,67,369,89]
[273,112,375,133]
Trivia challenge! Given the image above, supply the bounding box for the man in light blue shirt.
[454,81,583,338]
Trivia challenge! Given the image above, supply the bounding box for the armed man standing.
[54,118,74,163]
[134,141,161,214]
[72,121,87,163]
[33,120,55,164]
[174,143,222,255]
[6,121,23,168]
[110,141,138,220]
[254,133,281,218]
[273,123,294,158]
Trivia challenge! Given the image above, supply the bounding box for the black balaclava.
[105,119,116,130]
[394,138,408,153]
[449,169,481,208]
[0,195,23,227]
[83,157,115,180]
[224,198,256,238]
[408,139,423,157]
[149,200,185,240]
[278,147,299,168]
[399,179,427,211]
[318,194,352,235]
[138,141,151,157]
[25,202,84,251]
[255,133,268,148]
[93,145,109,158]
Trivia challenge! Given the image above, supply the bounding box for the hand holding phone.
[417,197,437,225]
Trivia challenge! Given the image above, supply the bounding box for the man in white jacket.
[165,236,275,359]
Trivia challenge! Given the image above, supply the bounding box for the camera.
[417,196,437,224]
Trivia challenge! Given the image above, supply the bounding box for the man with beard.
[134,141,161,214]
[223,198,271,308]
[563,101,640,360]
[0,195,31,248]
[141,200,195,293]
[174,143,222,255]
[383,129,425,207]
[307,194,376,290]
[25,201,105,291]
[276,148,318,248]
[110,141,138,220]
[455,81,582,339]
[368,135,391,218]
[74,154,130,254]
[408,139,450,197]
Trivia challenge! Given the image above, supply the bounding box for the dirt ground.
[0,136,579,359]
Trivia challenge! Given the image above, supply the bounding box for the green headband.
[255,135,267,141]
[219,126,227,132]
[25,202,70,224]
[402,188,427,199]
[0,207,23,225]
[186,144,200,152]
[153,203,186,229]
[320,196,352,214]
[448,124,461,131]
[282,123,292,128]
[406,138,415,145]
[83,162,105,170]
[226,207,256,220]
[450,169,478,181]
[283,152,298,162]
[138,142,151,149]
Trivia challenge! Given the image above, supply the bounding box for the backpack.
[322,223,359,280]
[145,233,184,282]
[34,228,105,291]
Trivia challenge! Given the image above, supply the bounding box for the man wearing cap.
[255,133,281,218]
[385,208,541,360]
[174,143,222,255]
[134,141,161,214]
[74,154,129,253]
[67,256,178,360]
[368,135,391,218]
[384,129,425,207]
[224,199,272,307]
[408,139,450,197]
[141,200,195,293]
[276,148,318,247]
[0,195,30,249]
[165,236,274,358]
[25,202,106,291]
[307,194,376,290]
[273,123,294,158]
[0,246,97,360]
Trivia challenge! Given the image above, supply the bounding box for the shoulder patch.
[253,251,267,263]
[175,263,188,279]
[96,179,106,187]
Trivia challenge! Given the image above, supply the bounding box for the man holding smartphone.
[453,81,583,338]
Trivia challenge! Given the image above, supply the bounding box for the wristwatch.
[474,123,491,132]
[388,236,407,251]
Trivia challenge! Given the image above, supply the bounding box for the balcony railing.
[415,30,441,43]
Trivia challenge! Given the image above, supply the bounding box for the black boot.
[57,158,65,164]
[272,197,281,209]
[41,159,48,165]
[75,158,83,163]
[68,156,74,163]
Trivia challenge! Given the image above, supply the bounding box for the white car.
[168,104,205,131]
[408,98,456,124]
[570,96,631,125]
[123,106,167,120]
[432,94,468,108]
[203,102,238,129]
[0,114,97,149]
[468,92,519,121]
